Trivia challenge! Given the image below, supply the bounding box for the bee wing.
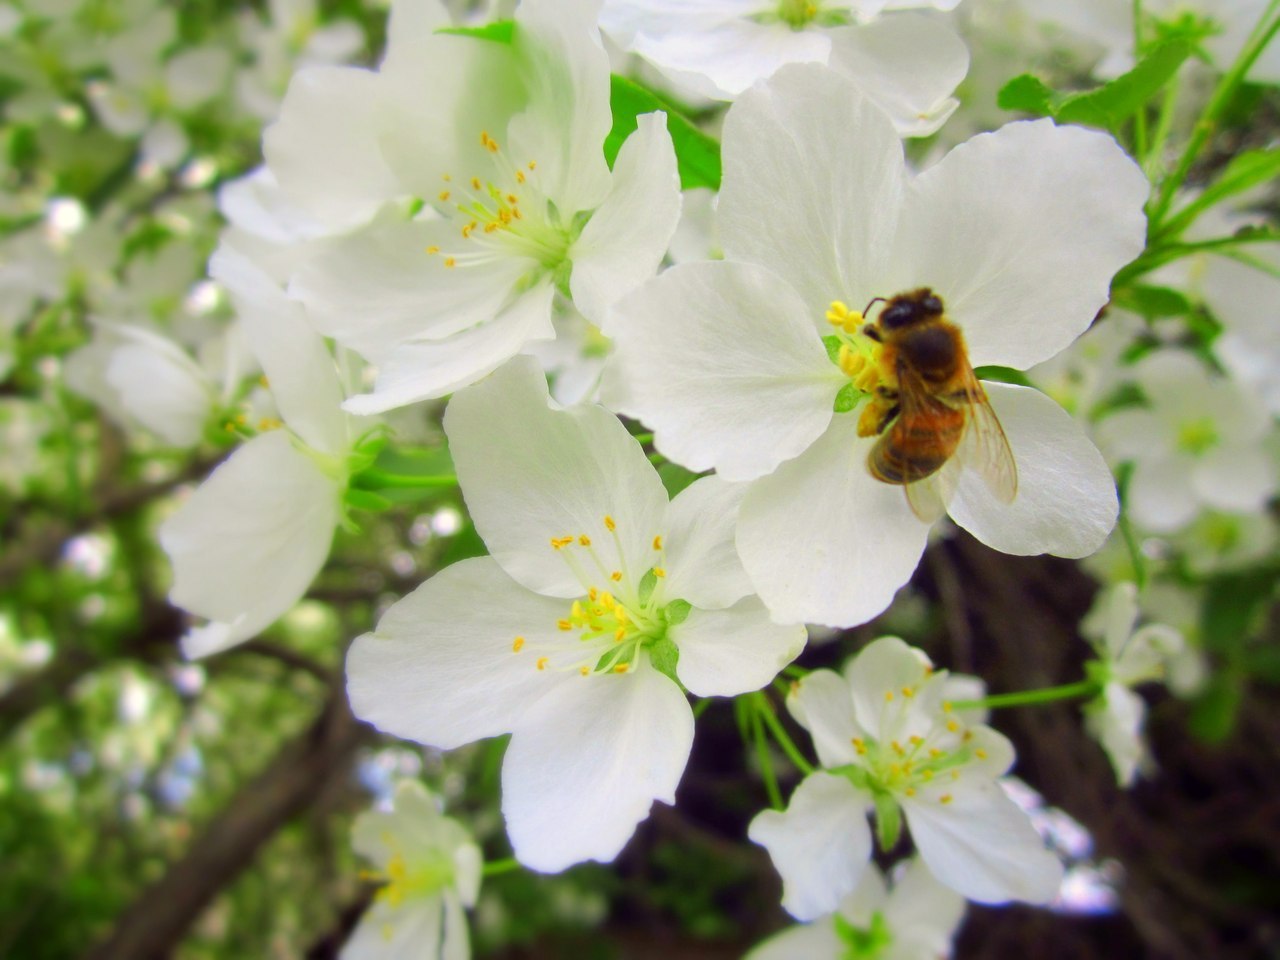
[950,368,1018,504]
[892,363,953,524]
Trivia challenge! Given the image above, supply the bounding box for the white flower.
[1095,349,1276,534]
[344,780,481,960]
[158,244,357,659]
[748,637,1063,919]
[1080,582,1186,786]
[265,0,682,412]
[346,357,805,872]
[600,0,969,136]
[747,856,966,960]
[605,64,1147,627]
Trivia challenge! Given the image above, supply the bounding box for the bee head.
[878,288,945,331]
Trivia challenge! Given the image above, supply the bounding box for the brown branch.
[85,685,369,960]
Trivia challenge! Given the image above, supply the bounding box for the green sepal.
[346,430,389,476]
[436,20,514,43]
[658,462,701,497]
[872,792,902,852]
[605,74,722,190]
[822,334,843,365]
[996,74,1055,117]
[833,910,893,959]
[1110,284,1193,318]
[637,568,659,607]
[972,365,1033,387]
[663,599,692,625]
[344,488,393,514]
[648,636,682,687]
[833,382,861,413]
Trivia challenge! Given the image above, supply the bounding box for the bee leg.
[861,324,882,342]
[857,396,899,437]
[876,403,900,435]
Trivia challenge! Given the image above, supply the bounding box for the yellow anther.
[946,719,959,732]
[905,787,916,797]
[614,663,629,674]
[224,422,235,433]
[426,245,440,254]
[580,665,590,675]
[600,592,615,608]
[506,194,518,204]
[940,793,953,805]
[551,536,571,549]
[610,571,622,582]
[461,224,473,239]
[557,619,571,631]
[527,160,536,170]
[929,748,943,758]
[515,170,526,184]
[975,748,988,759]
[571,600,585,619]
[438,190,451,201]
[909,735,923,746]
[826,301,850,326]
[884,691,894,702]
[442,173,452,181]
[588,587,598,601]
[902,685,914,698]
[842,311,865,334]
[922,770,934,780]
[652,536,663,550]
[471,177,482,190]
[962,731,973,742]
[536,656,549,671]
[258,374,269,387]
[838,344,865,378]
[513,208,523,220]
[236,414,248,425]
[892,741,904,756]
[653,567,666,578]
[614,607,627,624]
[924,665,935,675]
[512,636,525,652]
[444,257,456,268]
[852,737,866,755]
[579,534,592,546]
[604,515,616,531]
[614,628,626,642]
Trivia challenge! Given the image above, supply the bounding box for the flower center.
[425,131,574,274]
[511,516,679,678]
[1175,416,1218,456]
[363,841,454,909]
[822,299,902,436]
[848,695,976,804]
[770,0,849,29]
[834,910,894,960]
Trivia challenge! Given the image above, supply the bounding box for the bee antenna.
[862,296,886,316]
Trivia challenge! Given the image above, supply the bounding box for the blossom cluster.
[3,0,1278,955]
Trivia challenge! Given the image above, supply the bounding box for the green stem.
[950,680,1099,712]
[752,705,784,810]
[1149,0,1280,229]
[1144,68,1182,177]
[693,697,714,719]
[631,432,654,445]
[1114,227,1280,285]
[355,469,458,490]
[754,693,815,775]
[481,858,521,877]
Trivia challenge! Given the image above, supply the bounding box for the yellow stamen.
[426,245,440,254]
[536,656,549,671]
[443,257,456,268]
[940,794,953,804]
[653,567,666,578]
[604,515,616,531]
[512,636,525,652]
[613,663,629,673]
[610,571,622,582]
[438,190,451,201]
[652,535,663,550]
[579,534,592,546]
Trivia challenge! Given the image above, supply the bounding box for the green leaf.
[833,382,861,413]
[648,636,681,686]
[1200,569,1277,655]
[343,488,393,513]
[658,462,701,498]
[972,365,1033,387]
[663,599,692,625]
[997,73,1055,117]
[605,74,721,190]
[1162,148,1280,238]
[1110,284,1193,318]
[1055,39,1193,131]
[1189,672,1244,743]
[436,19,514,43]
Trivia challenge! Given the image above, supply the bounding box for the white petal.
[660,475,752,610]
[788,669,861,769]
[441,891,471,960]
[745,920,844,960]
[210,243,348,455]
[1191,444,1276,513]
[164,46,231,107]
[264,65,401,230]
[570,112,681,327]
[289,215,537,360]
[342,282,557,414]
[443,355,668,598]
[341,896,444,960]
[825,15,968,138]
[104,332,210,447]
[948,383,1118,559]
[159,431,340,657]
[846,636,931,741]
[345,557,574,749]
[737,415,929,627]
[902,779,1064,904]
[885,119,1149,370]
[881,856,967,952]
[632,18,830,100]
[673,598,806,698]
[1126,456,1198,533]
[748,772,873,921]
[1084,683,1147,787]
[507,0,614,215]
[718,63,903,316]
[502,664,693,872]
[605,260,841,481]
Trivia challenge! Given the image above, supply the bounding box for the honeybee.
[858,288,1017,523]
